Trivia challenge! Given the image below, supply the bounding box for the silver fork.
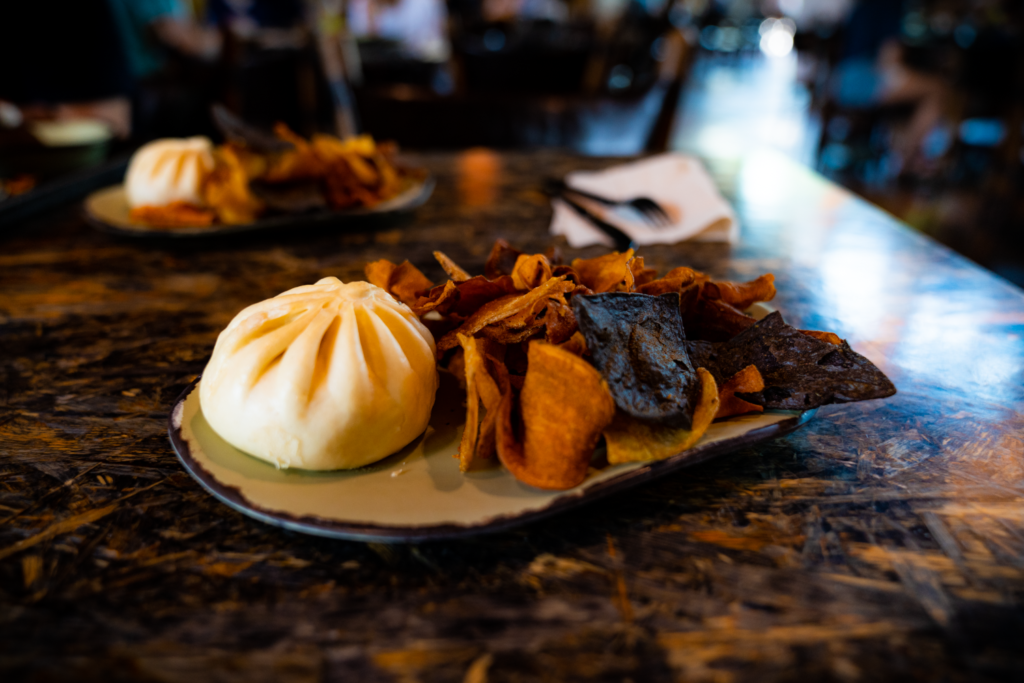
[544,178,672,227]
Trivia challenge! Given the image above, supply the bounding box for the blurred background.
[2,0,1023,284]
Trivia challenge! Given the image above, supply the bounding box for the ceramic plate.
[169,373,814,542]
[83,175,434,239]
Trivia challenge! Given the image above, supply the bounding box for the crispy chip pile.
[366,240,888,491]
[131,124,419,228]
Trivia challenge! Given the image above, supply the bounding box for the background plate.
[169,374,814,542]
[84,175,434,239]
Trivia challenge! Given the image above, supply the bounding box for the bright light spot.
[694,124,742,158]
[759,18,795,57]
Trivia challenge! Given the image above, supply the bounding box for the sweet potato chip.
[557,331,588,357]
[604,368,719,464]
[457,333,483,472]
[203,146,264,224]
[263,123,328,183]
[484,239,524,279]
[447,346,467,388]
[437,276,574,353]
[665,266,708,283]
[703,274,776,310]
[543,298,577,344]
[129,202,215,228]
[388,261,434,306]
[460,340,510,468]
[496,342,615,489]
[449,276,519,317]
[551,265,584,286]
[365,260,397,290]
[684,296,757,342]
[628,256,659,288]
[479,324,545,345]
[511,254,553,291]
[635,267,706,296]
[801,330,843,345]
[323,162,383,209]
[413,280,459,317]
[499,290,558,330]
[716,364,765,419]
[434,251,471,283]
[570,250,636,293]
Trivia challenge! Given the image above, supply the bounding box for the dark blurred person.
[106,0,224,140]
[831,0,952,169]
[0,0,133,137]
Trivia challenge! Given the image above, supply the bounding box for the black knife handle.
[555,193,637,252]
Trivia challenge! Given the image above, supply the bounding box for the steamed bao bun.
[125,137,215,208]
[200,277,438,470]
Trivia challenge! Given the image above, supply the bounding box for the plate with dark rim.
[83,174,434,239]
[168,372,814,543]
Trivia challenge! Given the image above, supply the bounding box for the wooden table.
[2,150,1023,681]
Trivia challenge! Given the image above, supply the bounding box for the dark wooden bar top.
[2,149,1023,681]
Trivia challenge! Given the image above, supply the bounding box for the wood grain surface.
[1,149,1023,681]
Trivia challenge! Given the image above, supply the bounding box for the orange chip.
[715,364,765,419]
[129,202,215,228]
[365,259,397,290]
[263,123,328,183]
[664,266,708,283]
[635,278,685,296]
[551,264,583,286]
[496,342,615,489]
[703,274,776,310]
[684,296,756,342]
[447,346,467,388]
[801,330,843,345]
[474,351,511,462]
[570,250,636,293]
[628,256,659,288]
[635,266,706,296]
[434,251,472,283]
[457,334,484,472]
[543,298,577,344]
[449,276,520,317]
[437,276,574,353]
[604,368,719,464]
[456,334,508,471]
[413,280,459,317]
[477,408,500,462]
[388,261,434,306]
[484,239,524,279]
[679,282,702,316]
[363,259,434,306]
[499,289,558,330]
[479,324,545,345]
[511,254,553,290]
[556,331,588,357]
[203,145,264,224]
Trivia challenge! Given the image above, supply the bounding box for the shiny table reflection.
[1,149,1022,680]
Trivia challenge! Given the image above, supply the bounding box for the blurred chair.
[353,2,695,153]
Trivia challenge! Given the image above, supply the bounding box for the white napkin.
[549,153,739,248]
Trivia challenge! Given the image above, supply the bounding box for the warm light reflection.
[457,148,502,208]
